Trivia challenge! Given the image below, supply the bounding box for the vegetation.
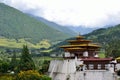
[39,60,50,74]
[9,52,18,72]
[0,74,13,80]
[98,53,105,58]
[18,45,35,71]
[15,70,51,80]
[0,60,10,73]
[0,38,51,49]
[0,3,72,48]
[34,16,76,36]
[0,45,52,80]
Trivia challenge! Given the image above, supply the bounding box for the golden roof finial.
[76,32,84,39]
[78,32,81,36]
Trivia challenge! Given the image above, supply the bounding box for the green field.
[0,38,51,49]
[98,53,105,58]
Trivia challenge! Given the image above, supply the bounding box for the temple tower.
[48,35,116,80]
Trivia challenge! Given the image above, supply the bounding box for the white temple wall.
[116,64,120,70]
[50,71,115,80]
[48,60,76,74]
[48,60,116,80]
[74,71,115,80]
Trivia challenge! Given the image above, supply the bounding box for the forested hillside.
[0,3,72,42]
[0,3,72,48]
[85,24,120,43]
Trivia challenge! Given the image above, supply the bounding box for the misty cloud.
[1,0,120,28]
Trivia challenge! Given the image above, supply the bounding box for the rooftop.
[82,57,113,61]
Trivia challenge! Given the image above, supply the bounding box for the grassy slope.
[0,38,51,49]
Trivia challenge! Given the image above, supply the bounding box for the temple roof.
[60,44,101,48]
[76,35,84,39]
[116,57,120,60]
[65,47,99,52]
[68,40,92,43]
[65,47,85,50]
[60,35,101,53]
[65,47,86,51]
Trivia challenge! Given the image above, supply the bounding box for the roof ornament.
[78,32,81,36]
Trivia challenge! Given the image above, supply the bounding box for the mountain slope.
[30,16,77,36]
[31,16,95,35]
[0,3,72,45]
[85,24,120,43]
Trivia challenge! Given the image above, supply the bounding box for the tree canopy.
[18,45,35,71]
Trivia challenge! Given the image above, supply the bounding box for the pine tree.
[18,45,35,71]
[9,52,18,71]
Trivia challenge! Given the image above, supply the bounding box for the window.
[89,64,94,69]
[98,64,101,69]
[105,64,108,70]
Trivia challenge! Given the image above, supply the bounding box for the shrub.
[0,74,13,80]
[0,61,10,73]
[14,70,51,80]
[41,75,51,80]
[39,60,50,74]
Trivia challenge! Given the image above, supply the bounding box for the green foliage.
[18,45,35,71]
[98,53,105,58]
[0,51,11,62]
[85,24,120,43]
[9,52,18,72]
[111,50,120,58]
[0,60,10,73]
[14,70,51,80]
[102,39,120,58]
[39,60,50,74]
[15,70,41,80]
[0,74,13,80]
[0,38,52,49]
[40,75,51,80]
[0,3,71,45]
[35,16,76,36]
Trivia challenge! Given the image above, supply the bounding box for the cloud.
[1,0,120,28]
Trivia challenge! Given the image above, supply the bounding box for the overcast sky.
[1,0,120,28]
